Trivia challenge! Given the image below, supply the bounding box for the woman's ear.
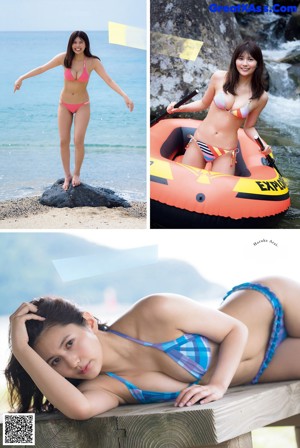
[82,311,98,332]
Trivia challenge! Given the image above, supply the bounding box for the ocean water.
[0,31,146,202]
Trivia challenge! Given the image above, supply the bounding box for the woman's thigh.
[259,337,300,382]
[212,152,235,175]
[74,104,90,144]
[58,104,73,143]
[182,139,206,168]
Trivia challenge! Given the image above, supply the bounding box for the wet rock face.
[39,179,130,209]
[285,5,300,41]
[150,0,242,115]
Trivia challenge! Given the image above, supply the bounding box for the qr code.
[3,413,35,446]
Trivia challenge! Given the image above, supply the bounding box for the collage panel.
[0,229,300,448]
[150,0,300,229]
[0,0,146,230]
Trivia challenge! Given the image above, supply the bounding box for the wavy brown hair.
[64,31,100,68]
[223,41,266,100]
[5,297,107,413]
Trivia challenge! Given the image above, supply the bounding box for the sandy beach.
[0,196,147,229]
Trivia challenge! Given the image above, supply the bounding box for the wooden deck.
[1,381,300,447]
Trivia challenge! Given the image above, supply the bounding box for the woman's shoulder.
[211,70,227,81]
[257,90,268,106]
[131,293,190,322]
[208,70,227,89]
[52,52,66,64]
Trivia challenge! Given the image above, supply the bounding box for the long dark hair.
[5,297,107,413]
[223,41,265,100]
[64,31,100,68]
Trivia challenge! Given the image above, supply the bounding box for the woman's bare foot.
[72,174,81,187]
[62,176,72,191]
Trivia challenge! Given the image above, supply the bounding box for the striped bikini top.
[214,91,251,119]
[64,58,89,83]
[105,329,211,404]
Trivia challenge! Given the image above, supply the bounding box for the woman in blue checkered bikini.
[5,276,300,420]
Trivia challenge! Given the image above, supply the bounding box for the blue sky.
[0,0,146,31]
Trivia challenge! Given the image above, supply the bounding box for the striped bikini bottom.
[187,135,238,167]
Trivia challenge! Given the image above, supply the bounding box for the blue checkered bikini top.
[105,329,211,404]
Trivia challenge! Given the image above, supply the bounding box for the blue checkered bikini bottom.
[222,282,287,384]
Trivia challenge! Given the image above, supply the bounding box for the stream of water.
[260,40,300,228]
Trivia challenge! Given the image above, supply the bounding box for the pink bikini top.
[64,58,89,83]
[214,91,251,119]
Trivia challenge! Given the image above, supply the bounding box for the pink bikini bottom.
[60,101,90,114]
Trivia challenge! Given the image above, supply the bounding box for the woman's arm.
[167,71,220,114]
[243,92,271,155]
[14,53,65,92]
[140,294,248,406]
[10,303,119,419]
[92,59,134,111]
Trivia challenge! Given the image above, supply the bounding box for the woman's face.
[34,323,102,380]
[235,52,257,77]
[72,37,86,55]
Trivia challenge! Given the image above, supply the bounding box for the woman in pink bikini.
[167,41,270,175]
[14,31,134,190]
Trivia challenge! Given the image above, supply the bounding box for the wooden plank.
[195,433,253,448]
[0,413,123,448]
[111,381,300,445]
[1,381,300,447]
[268,415,300,427]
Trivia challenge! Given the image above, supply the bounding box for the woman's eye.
[51,358,60,367]
[66,339,74,348]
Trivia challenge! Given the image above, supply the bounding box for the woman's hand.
[261,144,272,156]
[10,302,45,352]
[124,96,134,112]
[14,79,23,92]
[174,383,226,407]
[167,102,180,114]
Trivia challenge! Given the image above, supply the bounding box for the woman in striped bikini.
[167,41,271,175]
[14,31,134,190]
[5,276,300,419]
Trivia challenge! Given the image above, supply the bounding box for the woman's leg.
[58,104,73,190]
[212,152,235,175]
[259,338,300,382]
[182,139,206,169]
[73,103,90,187]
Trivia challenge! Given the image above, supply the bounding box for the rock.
[287,64,300,93]
[285,4,300,41]
[150,0,242,115]
[39,179,130,209]
[278,48,300,64]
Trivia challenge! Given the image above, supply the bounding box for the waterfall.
[264,60,295,97]
[261,41,300,141]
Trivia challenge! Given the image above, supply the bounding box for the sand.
[0,196,147,229]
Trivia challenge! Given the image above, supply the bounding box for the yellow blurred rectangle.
[151,32,203,61]
[108,21,146,50]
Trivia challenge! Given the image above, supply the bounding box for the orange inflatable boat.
[150,118,290,228]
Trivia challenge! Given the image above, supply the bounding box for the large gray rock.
[285,4,300,41]
[39,179,130,209]
[150,0,242,115]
